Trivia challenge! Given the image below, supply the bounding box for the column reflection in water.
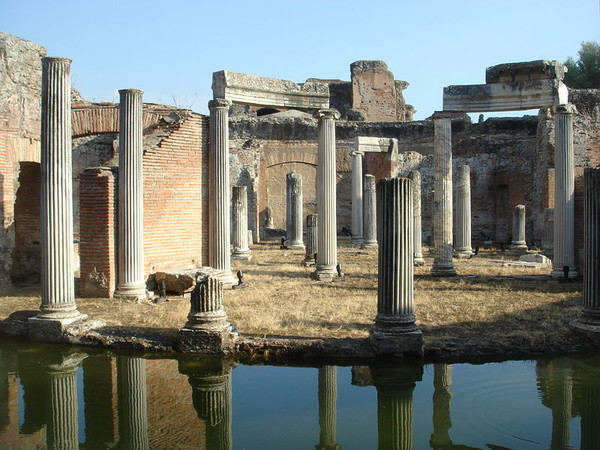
[370,362,422,450]
[316,366,340,450]
[179,358,235,450]
[430,364,453,449]
[117,357,149,449]
[573,356,600,450]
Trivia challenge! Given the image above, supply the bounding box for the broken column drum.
[115,89,147,300]
[552,104,577,278]
[431,113,456,276]
[37,57,83,321]
[184,273,231,332]
[454,165,473,258]
[408,170,425,265]
[285,172,305,249]
[209,98,236,284]
[351,150,364,244]
[304,214,318,265]
[582,168,600,326]
[231,186,251,260]
[510,204,528,250]
[313,109,340,281]
[362,174,378,248]
[371,177,422,356]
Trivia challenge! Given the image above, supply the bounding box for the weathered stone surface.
[519,253,551,265]
[212,70,329,109]
[485,60,567,84]
[154,269,199,294]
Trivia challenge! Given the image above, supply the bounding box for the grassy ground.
[0,240,587,354]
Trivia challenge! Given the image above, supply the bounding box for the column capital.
[314,108,340,120]
[118,88,144,96]
[554,103,578,115]
[209,98,232,111]
[432,111,455,120]
[42,56,72,65]
[350,149,364,158]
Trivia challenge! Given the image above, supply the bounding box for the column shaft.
[542,208,554,254]
[351,151,364,244]
[408,170,424,265]
[510,204,528,250]
[209,99,235,284]
[115,89,146,300]
[39,57,79,319]
[552,104,577,277]
[431,113,456,276]
[118,357,149,450]
[362,174,378,248]
[304,214,318,265]
[231,186,251,260]
[47,370,79,449]
[455,165,473,258]
[313,109,339,281]
[317,366,338,449]
[582,168,600,324]
[286,172,304,249]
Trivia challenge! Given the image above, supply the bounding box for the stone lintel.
[177,326,238,354]
[353,136,398,154]
[443,79,568,112]
[212,70,329,110]
[369,328,423,357]
[485,60,567,84]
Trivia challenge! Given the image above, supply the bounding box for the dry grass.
[0,241,584,350]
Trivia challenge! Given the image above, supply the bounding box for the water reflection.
[0,339,599,448]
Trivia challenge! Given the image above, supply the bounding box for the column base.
[28,313,90,342]
[570,319,600,346]
[231,249,252,261]
[370,326,423,357]
[454,248,473,259]
[177,325,238,354]
[302,256,316,267]
[414,254,425,266]
[213,270,238,286]
[352,236,364,246]
[114,282,148,301]
[287,242,305,250]
[361,241,378,249]
[550,266,578,279]
[509,242,528,251]
[312,266,337,282]
[430,264,456,276]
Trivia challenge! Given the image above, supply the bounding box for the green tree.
[564,41,600,88]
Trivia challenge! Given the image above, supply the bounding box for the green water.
[0,338,598,449]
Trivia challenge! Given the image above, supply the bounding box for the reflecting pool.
[0,338,598,449]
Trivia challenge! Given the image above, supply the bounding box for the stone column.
[552,104,578,278]
[313,109,340,281]
[209,99,236,284]
[316,366,339,450]
[351,150,364,244]
[178,272,236,353]
[304,214,318,265]
[264,206,274,229]
[44,352,86,450]
[117,357,149,450]
[285,172,304,250]
[454,165,473,258]
[114,89,147,301]
[34,57,84,324]
[362,174,378,248]
[408,170,425,265]
[180,359,234,450]
[430,364,453,449]
[231,186,251,260]
[542,208,554,255]
[431,112,456,276]
[581,168,600,326]
[371,177,422,356]
[510,204,528,250]
[549,359,572,450]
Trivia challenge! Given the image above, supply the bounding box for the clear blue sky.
[2,0,599,119]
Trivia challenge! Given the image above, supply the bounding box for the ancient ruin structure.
[231,186,251,260]
[454,165,473,258]
[350,149,364,244]
[510,204,528,250]
[285,172,304,249]
[362,174,378,248]
[409,170,425,265]
[304,213,317,265]
[371,177,423,355]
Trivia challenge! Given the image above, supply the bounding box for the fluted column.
[510,204,528,250]
[542,208,554,255]
[351,150,364,244]
[117,357,149,450]
[286,172,304,249]
[362,174,378,248]
[408,170,424,265]
[371,178,422,355]
[209,99,236,284]
[114,89,146,300]
[231,186,251,260]
[37,57,81,321]
[316,366,340,450]
[581,168,600,325]
[313,109,340,281]
[304,214,318,265]
[431,112,456,276]
[454,165,473,258]
[552,104,578,278]
[549,359,572,450]
[430,364,453,449]
[180,359,234,450]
